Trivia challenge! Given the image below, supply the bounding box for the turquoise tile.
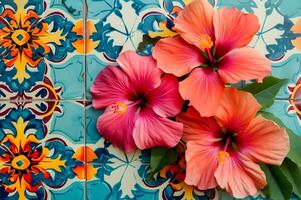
[0,0,84,100]
[0,100,85,199]
[267,99,301,136]
[86,102,219,199]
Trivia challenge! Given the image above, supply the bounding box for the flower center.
[111,102,127,115]
[11,155,31,170]
[136,95,148,108]
[199,34,213,51]
[11,29,30,46]
[217,129,238,165]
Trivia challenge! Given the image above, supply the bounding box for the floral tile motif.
[86,102,272,200]
[267,99,301,136]
[84,0,301,200]
[0,0,84,100]
[85,0,301,100]
[0,100,85,199]
[0,0,301,199]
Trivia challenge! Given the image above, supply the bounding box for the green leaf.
[150,146,177,177]
[259,111,301,167]
[137,34,161,53]
[281,158,301,198]
[241,76,288,108]
[260,164,293,200]
[217,190,235,200]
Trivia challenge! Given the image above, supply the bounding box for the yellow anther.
[112,102,127,115]
[199,34,213,51]
[217,151,230,165]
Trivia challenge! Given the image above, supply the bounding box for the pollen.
[111,102,127,115]
[217,151,230,165]
[199,34,213,51]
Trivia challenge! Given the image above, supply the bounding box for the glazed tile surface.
[0,100,85,199]
[0,0,301,199]
[0,0,84,100]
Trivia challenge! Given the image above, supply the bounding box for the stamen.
[199,34,213,51]
[217,151,230,165]
[217,138,231,165]
[111,102,127,115]
[223,138,230,152]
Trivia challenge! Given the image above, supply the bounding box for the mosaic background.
[0,0,301,199]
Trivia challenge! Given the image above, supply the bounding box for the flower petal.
[174,0,214,46]
[185,140,219,190]
[214,7,260,56]
[179,68,224,117]
[153,36,205,77]
[218,48,271,83]
[239,115,290,165]
[177,107,221,189]
[214,153,266,198]
[133,109,183,149]
[91,66,134,109]
[148,74,183,117]
[177,107,221,142]
[117,50,162,92]
[215,88,261,131]
[96,103,137,152]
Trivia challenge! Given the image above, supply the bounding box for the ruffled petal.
[185,140,219,190]
[148,74,183,117]
[218,48,271,83]
[174,0,214,47]
[117,50,162,92]
[215,88,261,131]
[177,107,221,142]
[96,103,137,152]
[133,109,183,149]
[239,115,290,165]
[153,36,205,77]
[91,66,134,109]
[213,7,260,56]
[214,153,266,198]
[179,68,224,117]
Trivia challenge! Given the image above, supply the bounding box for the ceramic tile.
[267,99,301,136]
[85,0,178,100]
[86,101,218,200]
[85,0,301,100]
[0,100,85,199]
[0,0,85,100]
[1,0,301,199]
[217,0,301,99]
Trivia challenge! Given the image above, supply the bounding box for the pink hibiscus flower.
[91,51,184,152]
[153,0,271,116]
[177,88,290,198]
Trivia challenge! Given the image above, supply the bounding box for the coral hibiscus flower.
[91,51,184,152]
[177,88,290,198]
[153,0,271,116]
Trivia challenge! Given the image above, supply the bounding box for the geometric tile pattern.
[0,0,301,199]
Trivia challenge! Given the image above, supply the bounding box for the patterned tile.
[85,0,183,99]
[0,0,84,100]
[0,0,301,199]
[217,0,301,99]
[86,101,217,200]
[0,100,85,199]
[85,0,301,100]
[267,99,301,136]
[83,1,301,200]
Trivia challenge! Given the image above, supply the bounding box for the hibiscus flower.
[91,51,184,152]
[177,88,290,198]
[153,0,271,116]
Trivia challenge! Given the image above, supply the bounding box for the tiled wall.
[0,0,300,199]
